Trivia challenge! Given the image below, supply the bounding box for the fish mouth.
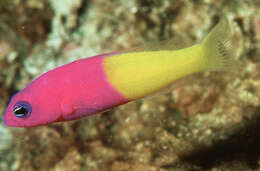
[1,111,25,128]
[2,107,9,127]
[2,115,8,126]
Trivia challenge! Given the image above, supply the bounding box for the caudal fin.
[201,17,236,71]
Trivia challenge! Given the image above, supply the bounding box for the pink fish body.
[3,53,128,127]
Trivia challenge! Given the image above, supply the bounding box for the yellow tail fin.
[201,17,235,71]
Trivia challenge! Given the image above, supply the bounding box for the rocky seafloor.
[0,0,260,170]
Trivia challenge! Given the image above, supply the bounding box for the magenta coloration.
[3,53,128,127]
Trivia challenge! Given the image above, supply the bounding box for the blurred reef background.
[0,0,260,170]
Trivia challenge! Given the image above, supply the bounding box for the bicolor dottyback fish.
[3,17,235,127]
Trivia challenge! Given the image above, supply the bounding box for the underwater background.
[0,0,259,170]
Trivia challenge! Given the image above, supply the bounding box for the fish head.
[2,79,61,128]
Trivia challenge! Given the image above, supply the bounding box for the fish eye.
[13,101,32,118]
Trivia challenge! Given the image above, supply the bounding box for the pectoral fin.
[60,101,75,117]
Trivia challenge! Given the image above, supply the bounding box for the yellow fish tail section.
[103,17,234,100]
